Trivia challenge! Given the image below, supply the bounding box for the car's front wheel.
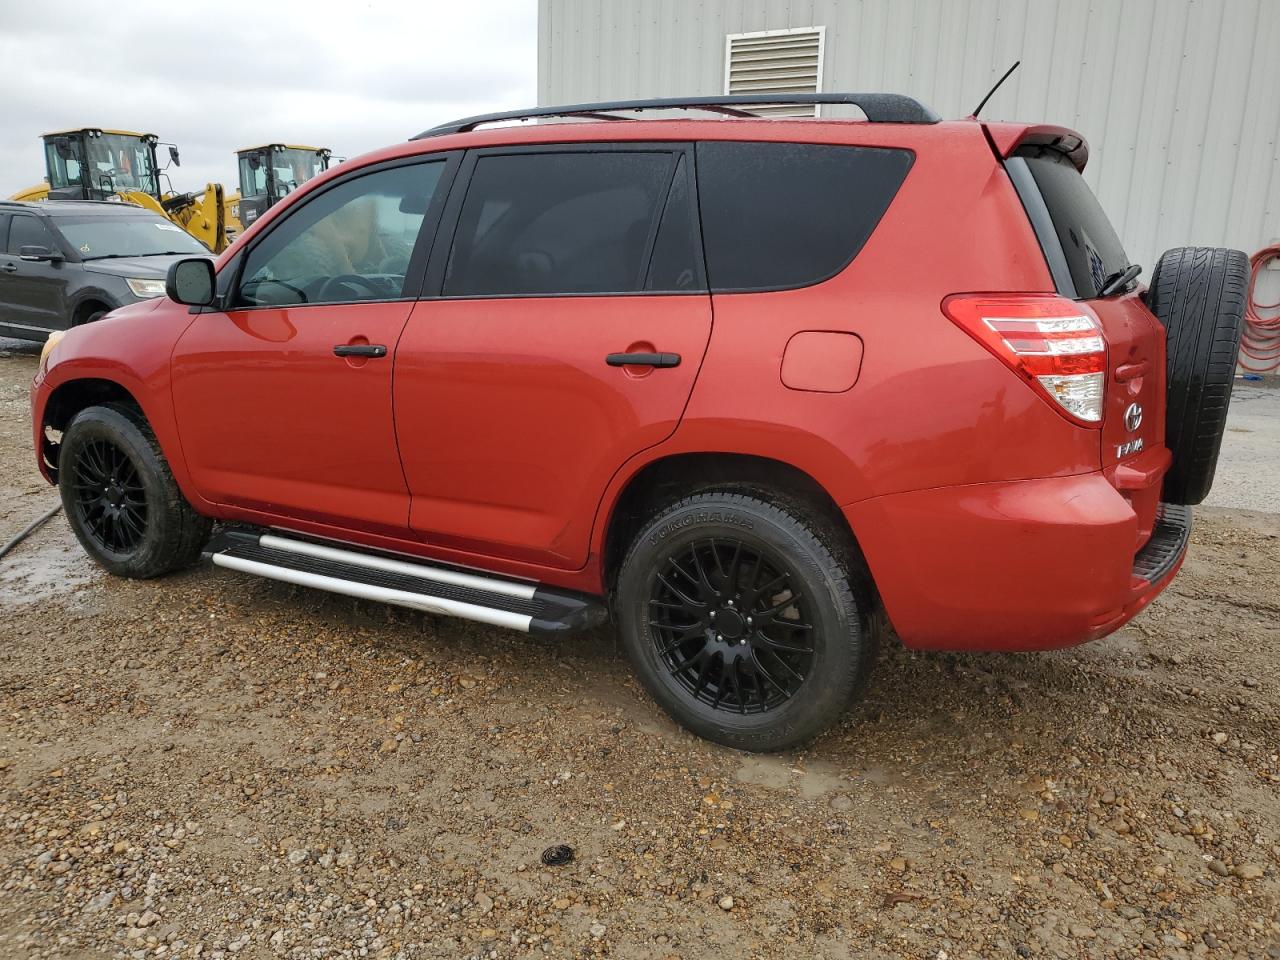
[615,492,875,752]
[59,404,211,578]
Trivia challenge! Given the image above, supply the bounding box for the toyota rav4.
[30,94,1248,751]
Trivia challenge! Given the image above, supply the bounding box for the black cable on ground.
[0,504,63,560]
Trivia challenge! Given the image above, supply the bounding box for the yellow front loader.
[9,129,235,253]
[230,143,333,229]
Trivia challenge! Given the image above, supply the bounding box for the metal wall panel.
[539,0,1280,286]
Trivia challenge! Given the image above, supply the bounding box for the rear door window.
[443,149,699,297]
[695,141,913,292]
[1016,149,1129,299]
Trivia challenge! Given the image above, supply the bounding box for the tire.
[615,492,874,752]
[58,404,211,578]
[1144,247,1249,505]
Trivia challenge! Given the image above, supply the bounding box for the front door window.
[234,163,443,307]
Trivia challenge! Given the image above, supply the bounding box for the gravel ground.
[1,342,1278,960]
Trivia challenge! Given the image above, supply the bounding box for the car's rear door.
[171,156,456,535]
[394,143,712,569]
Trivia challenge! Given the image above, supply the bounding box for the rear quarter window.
[1015,149,1129,299]
[694,141,913,292]
[444,151,691,297]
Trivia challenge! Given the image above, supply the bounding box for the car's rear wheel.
[59,404,211,578]
[615,492,874,752]
[1144,247,1249,505]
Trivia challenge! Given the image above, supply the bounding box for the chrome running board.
[207,530,607,634]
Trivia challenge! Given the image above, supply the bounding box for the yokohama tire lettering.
[650,511,755,545]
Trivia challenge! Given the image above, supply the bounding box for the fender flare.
[582,420,871,579]
[37,361,209,513]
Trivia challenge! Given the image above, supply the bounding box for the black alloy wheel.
[68,437,149,555]
[58,404,211,578]
[616,492,876,752]
[649,537,815,714]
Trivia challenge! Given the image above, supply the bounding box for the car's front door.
[0,214,13,335]
[171,156,455,535]
[395,144,713,569]
[1,214,67,337]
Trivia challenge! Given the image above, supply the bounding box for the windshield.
[272,148,326,196]
[58,215,210,259]
[239,147,327,200]
[84,134,159,197]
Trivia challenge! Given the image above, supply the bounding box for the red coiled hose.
[1240,243,1280,373]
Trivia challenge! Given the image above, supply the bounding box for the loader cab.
[235,144,331,227]
[42,129,165,202]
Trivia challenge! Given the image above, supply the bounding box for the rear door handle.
[333,343,387,358]
[606,352,681,368]
[0,263,16,274]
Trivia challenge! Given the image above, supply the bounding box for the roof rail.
[413,93,940,139]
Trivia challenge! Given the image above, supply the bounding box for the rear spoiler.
[982,122,1089,172]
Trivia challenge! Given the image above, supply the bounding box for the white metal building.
[537,0,1280,294]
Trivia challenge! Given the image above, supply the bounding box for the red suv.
[30,95,1247,751]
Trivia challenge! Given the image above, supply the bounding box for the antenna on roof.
[969,60,1020,119]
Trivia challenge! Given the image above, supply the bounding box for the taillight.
[942,294,1107,426]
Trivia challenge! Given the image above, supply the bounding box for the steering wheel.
[318,274,383,301]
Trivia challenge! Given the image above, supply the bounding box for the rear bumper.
[845,472,1189,652]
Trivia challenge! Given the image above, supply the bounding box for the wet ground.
[0,341,1277,959]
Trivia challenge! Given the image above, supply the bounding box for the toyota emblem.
[1124,402,1143,433]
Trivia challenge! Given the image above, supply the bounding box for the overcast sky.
[0,0,536,197]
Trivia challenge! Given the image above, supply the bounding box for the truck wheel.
[615,492,874,752]
[59,404,211,578]
[1144,247,1249,505]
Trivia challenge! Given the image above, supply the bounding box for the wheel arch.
[598,452,873,601]
[70,296,117,326]
[38,377,144,483]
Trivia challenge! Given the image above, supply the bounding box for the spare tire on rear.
[1144,247,1248,506]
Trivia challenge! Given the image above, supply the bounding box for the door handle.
[1114,360,1149,382]
[333,343,387,358]
[0,263,16,274]
[606,351,681,368]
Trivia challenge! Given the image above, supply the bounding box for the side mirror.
[166,258,216,306]
[19,245,62,263]
[169,145,181,167]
